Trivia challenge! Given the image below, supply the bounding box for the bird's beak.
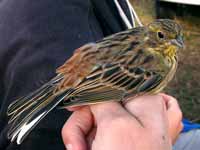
[170,36,184,48]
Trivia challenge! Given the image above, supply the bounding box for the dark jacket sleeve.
[0,0,130,149]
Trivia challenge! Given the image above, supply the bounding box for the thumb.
[62,107,93,150]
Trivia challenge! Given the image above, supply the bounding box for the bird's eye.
[157,31,164,39]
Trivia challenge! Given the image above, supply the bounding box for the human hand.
[160,93,183,143]
[62,94,183,150]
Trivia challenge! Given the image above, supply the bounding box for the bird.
[6,19,184,144]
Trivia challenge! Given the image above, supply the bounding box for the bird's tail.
[7,74,73,144]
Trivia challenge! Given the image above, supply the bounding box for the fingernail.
[65,144,73,150]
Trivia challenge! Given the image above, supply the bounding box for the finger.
[90,101,132,124]
[86,127,97,148]
[90,101,144,130]
[158,93,176,109]
[124,94,167,128]
[161,94,183,143]
[172,122,183,144]
[66,106,83,111]
[62,107,93,150]
[159,93,180,111]
[124,94,173,147]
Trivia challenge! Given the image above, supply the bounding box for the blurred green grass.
[131,0,200,122]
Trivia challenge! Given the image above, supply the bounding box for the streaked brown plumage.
[7,19,184,144]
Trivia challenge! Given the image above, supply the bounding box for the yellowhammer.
[7,19,184,144]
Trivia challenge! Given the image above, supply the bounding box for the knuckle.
[154,95,166,107]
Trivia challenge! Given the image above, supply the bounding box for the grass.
[131,0,200,122]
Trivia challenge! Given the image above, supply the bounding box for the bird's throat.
[164,45,177,58]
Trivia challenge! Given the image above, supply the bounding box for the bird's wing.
[55,27,146,91]
[61,50,164,107]
[55,43,100,89]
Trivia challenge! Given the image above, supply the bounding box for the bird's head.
[146,19,184,60]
